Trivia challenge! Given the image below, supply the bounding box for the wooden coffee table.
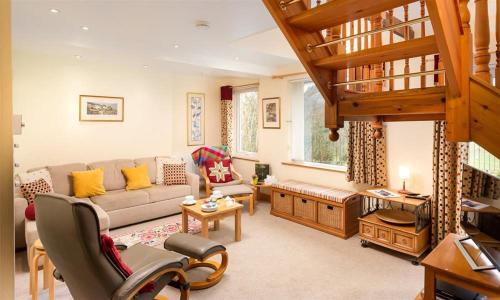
[181,199,243,241]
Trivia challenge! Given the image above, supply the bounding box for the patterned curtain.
[431,121,468,247]
[346,122,387,186]
[220,86,233,154]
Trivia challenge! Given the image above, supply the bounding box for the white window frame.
[288,79,348,170]
[233,86,259,158]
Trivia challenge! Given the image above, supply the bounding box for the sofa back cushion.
[47,163,87,196]
[134,157,156,184]
[88,159,134,191]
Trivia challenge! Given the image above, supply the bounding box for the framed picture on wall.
[79,95,124,122]
[262,97,280,129]
[187,92,205,146]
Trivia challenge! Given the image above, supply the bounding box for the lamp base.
[398,189,410,194]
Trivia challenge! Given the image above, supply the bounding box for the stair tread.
[342,86,445,100]
[314,36,438,70]
[288,0,416,32]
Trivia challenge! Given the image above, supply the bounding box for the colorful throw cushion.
[100,234,155,293]
[205,159,233,183]
[122,164,152,191]
[163,162,188,185]
[25,203,36,221]
[71,168,106,198]
[20,178,53,204]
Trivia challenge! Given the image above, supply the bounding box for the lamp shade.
[399,166,410,180]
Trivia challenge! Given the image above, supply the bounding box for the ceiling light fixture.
[74,55,81,60]
[173,44,180,49]
[50,8,60,14]
[234,57,240,61]
[81,26,89,31]
[195,20,210,30]
[143,65,149,69]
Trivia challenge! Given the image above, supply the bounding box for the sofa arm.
[14,197,28,250]
[185,172,200,200]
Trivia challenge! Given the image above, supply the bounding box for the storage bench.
[271,180,361,239]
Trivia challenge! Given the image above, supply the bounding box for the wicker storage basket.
[293,197,316,221]
[318,202,344,230]
[273,192,293,215]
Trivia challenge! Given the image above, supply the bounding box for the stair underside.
[288,0,416,32]
[339,86,446,116]
[314,36,438,70]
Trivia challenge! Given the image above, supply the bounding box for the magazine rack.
[358,189,431,264]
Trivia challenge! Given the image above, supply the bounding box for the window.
[468,142,500,176]
[234,86,258,154]
[290,80,348,168]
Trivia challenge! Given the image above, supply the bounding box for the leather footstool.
[164,233,228,290]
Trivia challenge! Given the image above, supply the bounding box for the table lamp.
[399,165,410,194]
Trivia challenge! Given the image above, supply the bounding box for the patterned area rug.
[112,217,205,247]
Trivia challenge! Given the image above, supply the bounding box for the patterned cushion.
[205,159,233,183]
[163,163,188,185]
[18,168,54,190]
[20,178,53,204]
[272,180,357,203]
[156,156,183,184]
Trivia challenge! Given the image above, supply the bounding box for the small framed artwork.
[262,97,280,129]
[79,95,124,122]
[187,92,205,146]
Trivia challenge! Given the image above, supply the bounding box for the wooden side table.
[251,183,272,202]
[421,233,500,299]
[29,239,55,300]
[181,199,243,241]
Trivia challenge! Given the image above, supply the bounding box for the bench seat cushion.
[143,184,191,203]
[272,180,357,203]
[212,184,253,196]
[91,189,149,211]
[164,233,226,261]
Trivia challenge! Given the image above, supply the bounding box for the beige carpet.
[15,202,424,300]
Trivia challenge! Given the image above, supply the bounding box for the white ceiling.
[12,0,301,77]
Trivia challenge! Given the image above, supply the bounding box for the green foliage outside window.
[303,82,348,166]
[238,90,258,153]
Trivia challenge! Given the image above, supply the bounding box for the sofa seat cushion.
[213,184,253,196]
[88,159,135,191]
[47,163,87,196]
[90,189,149,212]
[143,184,191,203]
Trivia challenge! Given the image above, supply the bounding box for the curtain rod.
[232,82,259,88]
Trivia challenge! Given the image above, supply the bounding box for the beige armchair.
[199,162,256,215]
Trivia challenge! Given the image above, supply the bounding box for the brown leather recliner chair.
[35,193,190,300]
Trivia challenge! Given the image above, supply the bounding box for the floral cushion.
[205,159,233,183]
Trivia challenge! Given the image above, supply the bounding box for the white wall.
[221,76,435,194]
[13,51,221,173]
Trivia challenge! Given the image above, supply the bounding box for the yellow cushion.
[122,164,152,191]
[71,168,106,198]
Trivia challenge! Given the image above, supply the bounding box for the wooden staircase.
[263,0,500,158]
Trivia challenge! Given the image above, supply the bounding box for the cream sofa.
[15,157,199,250]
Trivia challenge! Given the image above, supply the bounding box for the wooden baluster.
[404,4,410,89]
[349,21,356,91]
[389,9,394,91]
[474,0,491,82]
[342,22,348,90]
[371,14,383,92]
[356,19,363,91]
[363,18,370,92]
[420,0,426,88]
[496,0,500,87]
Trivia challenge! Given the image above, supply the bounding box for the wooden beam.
[0,0,14,298]
[339,87,446,116]
[470,76,500,158]
[382,114,445,122]
[314,36,438,70]
[288,0,415,32]
[426,0,462,97]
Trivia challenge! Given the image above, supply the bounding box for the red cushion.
[25,203,36,221]
[100,235,155,293]
[204,159,233,183]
